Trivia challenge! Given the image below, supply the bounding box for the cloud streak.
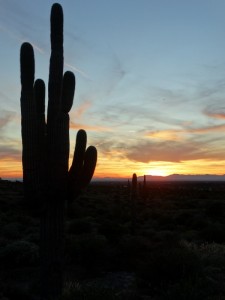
[145,122,225,140]
[125,138,225,164]
[0,110,16,129]
[204,105,225,120]
[0,2,90,79]
[70,122,112,132]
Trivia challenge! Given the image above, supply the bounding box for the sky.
[1,0,225,179]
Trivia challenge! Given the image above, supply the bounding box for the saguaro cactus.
[143,174,147,201]
[132,173,137,196]
[131,173,137,234]
[20,3,97,299]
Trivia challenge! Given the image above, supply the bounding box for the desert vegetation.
[1,179,225,299]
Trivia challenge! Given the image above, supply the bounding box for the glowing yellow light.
[148,169,168,177]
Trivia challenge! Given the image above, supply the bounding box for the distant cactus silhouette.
[132,173,137,196]
[131,173,137,234]
[20,3,97,299]
[143,174,147,201]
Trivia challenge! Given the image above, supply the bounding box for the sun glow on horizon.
[2,156,225,180]
[146,169,169,177]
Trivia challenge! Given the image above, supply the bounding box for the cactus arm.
[20,43,40,199]
[68,130,97,198]
[61,71,75,113]
[69,129,87,180]
[81,145,97,188]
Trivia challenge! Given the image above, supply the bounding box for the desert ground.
[1,179,225,299]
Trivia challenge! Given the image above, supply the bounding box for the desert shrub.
[138,241,202,287]
[0,199,10,212]
[182,230,198,241]
[189,213,209,230]
[67,201,87,219]
[156,213,177,231]
[173,211,193,226]
[14,214,37,227]
[159,278,208,300]
[205,200,225,219]
[67,218,93,235]
[66,234,108,272]
[98,220,127,242]
[200,222,225,243]
[186,241,225,273]
[63,280,139,300]
[25,232,39,244]
[0,240,39,268]
[141,228,157,240]
[1,284,32,300]
[2,222,23,239]
[63,281,118,300]
[155,230,180,244]
[116,235,151,270]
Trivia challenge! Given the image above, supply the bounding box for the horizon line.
[2,173,225,182]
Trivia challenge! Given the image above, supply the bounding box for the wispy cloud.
[70,101,111,131]
[0,1,90,80]
[0,142,21,161]
[71,101,92,120]
[0,110,16,129]
[145,129,183,141]
[204,105,225,120]
[145,122,225,140]
[190,123,225,133]
[65,62,90,80]
[0,110,21,164]
[70,122,112,132]
[124,138,225,164]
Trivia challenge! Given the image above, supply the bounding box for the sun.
[148,169,168,177]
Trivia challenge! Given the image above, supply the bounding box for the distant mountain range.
[3,174,225,182]
[139,174,225,182]
[94,174,225,182]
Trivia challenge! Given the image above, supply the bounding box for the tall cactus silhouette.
[132,173,137,196]
[20,3,97,299]
[131,173,137,234]
[143,174,147,201]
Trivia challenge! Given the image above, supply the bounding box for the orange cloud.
[0,157,22,178]
[145,129,183,141]
[70,101,92,119]
[146,122,225,142]
[70,101,112,131]
[206,113,225,120]
[189,123,225,133]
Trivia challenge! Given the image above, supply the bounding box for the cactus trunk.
[40,196,65,299]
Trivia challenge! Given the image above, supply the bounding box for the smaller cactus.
[131,173,137,234]
[132,173,137,195]
[143,174,147,201]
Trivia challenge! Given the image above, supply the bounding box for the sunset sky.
[1,0,225,179]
